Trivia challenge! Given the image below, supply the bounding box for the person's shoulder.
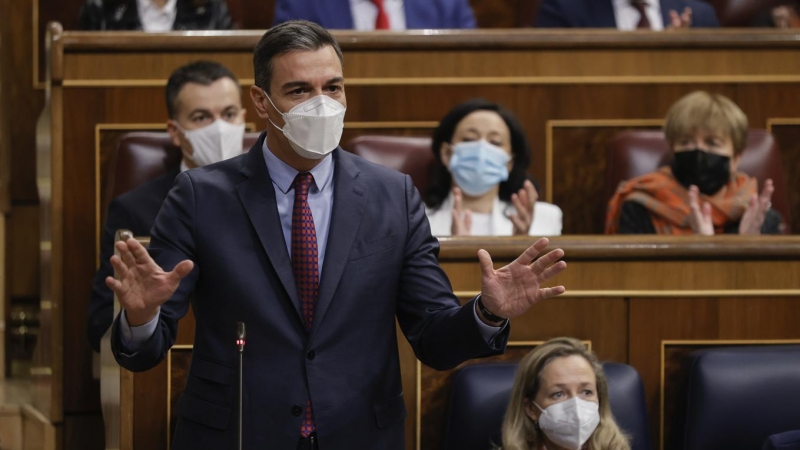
[183,153,247,184]
[113,169,179,208]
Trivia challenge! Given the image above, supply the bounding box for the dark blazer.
[535,0,720,28]
[88,169,179,352]
[111,133,508,449]
[78,0,232,31]
[273,0,476,29]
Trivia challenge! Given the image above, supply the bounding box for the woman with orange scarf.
[606,91,781,235]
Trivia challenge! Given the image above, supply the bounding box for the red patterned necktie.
[291,172,318,437]
[371,0,391,30]
[630,0,652,29]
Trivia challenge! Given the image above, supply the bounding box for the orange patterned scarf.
[605,166,756,235]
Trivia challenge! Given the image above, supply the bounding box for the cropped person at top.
[501,337,630,450]
[424,99,562,237]
[606,91,781,236]
[87,60,246,352]
[272,0,476,30]
[79,0,232,31]
[535,0,719,29]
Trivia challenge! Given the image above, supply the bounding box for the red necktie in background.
[372,0,391,30]
[630,0,652,29]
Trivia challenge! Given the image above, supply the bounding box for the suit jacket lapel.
[310,150,367,336]
[236,133,302,320]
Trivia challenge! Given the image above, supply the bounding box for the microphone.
[236,321,246,353]
[236,322,246,450]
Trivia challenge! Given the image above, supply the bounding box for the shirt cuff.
[473,297,508,345]
[119,308,159,353]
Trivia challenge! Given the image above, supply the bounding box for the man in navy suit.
[87,61,246,352]
[536,0,720,29]
[107,20,567,449]
[273,0,476,30]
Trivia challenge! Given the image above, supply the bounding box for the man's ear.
[250,85,270,120]
[166,120,183,149]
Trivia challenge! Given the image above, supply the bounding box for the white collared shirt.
[613,0,664,31]
[137,0,178,32]
[349,0,406,30]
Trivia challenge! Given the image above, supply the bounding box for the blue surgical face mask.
[448,140,511,197]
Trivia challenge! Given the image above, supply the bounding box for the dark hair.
[165,60,239,119]
[424,99,536,209]
[253,20,344,93]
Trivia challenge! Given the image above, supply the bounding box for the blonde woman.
[501,337,630,450]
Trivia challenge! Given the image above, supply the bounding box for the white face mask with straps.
[178,119,245,167]
[534,397,600,450]
[264,91,346,160]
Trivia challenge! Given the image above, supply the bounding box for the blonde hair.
[500,337,630,450]
[664,91,749,156]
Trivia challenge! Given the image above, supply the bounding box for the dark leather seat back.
[683,346,800,450]
[604,129,790,232]
[344,135,436,195]
[763,431,800,450]
[102,131,260,215]
[443,362,652,450]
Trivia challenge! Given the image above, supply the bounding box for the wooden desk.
[103,236,800,450]
[36,26,800,448]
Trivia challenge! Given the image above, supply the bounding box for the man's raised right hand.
[106,238,194,326]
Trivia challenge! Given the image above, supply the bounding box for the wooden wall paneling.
[766,122,800,233]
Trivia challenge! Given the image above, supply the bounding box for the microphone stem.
[238,349,243,450]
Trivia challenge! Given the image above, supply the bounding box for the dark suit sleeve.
[686,0,720,27]
[535,0,570,27]
[395,175,508,371]
[78,1,103,30]
[111,173,199,372]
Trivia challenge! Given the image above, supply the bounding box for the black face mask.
[671,149,731,196]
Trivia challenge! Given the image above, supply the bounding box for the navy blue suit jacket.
[535,0,719,28]
[111,133,508,449]
[88,169,179,352]
[273,0,476,29]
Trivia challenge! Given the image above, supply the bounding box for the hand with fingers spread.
[687,185,714,236]
[450,186,473,236]
[508,180,537,236]
[106,238,194,326]
[739,179,774,235]
[476,237,566,324]
[668,7,692,28]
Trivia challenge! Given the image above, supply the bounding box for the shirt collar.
[262,140,334,194]
[615,0,658,8]
[137,0,177,15]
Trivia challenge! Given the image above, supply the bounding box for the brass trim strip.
[767,117,800,134]
[455,289,800,298]
[61,75,800,88]
[30,366,53,376]
[344,121,438,129]
[658,339,800,450]
[544,119,664,203]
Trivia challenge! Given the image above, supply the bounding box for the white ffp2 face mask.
[180,119,245,167]
[265,93,346,160]
[535,397,600,450]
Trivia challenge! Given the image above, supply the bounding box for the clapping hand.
[688,185,714,236]
[508,180,537,236]
[450,187,473,236]
[739,179,774,235]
